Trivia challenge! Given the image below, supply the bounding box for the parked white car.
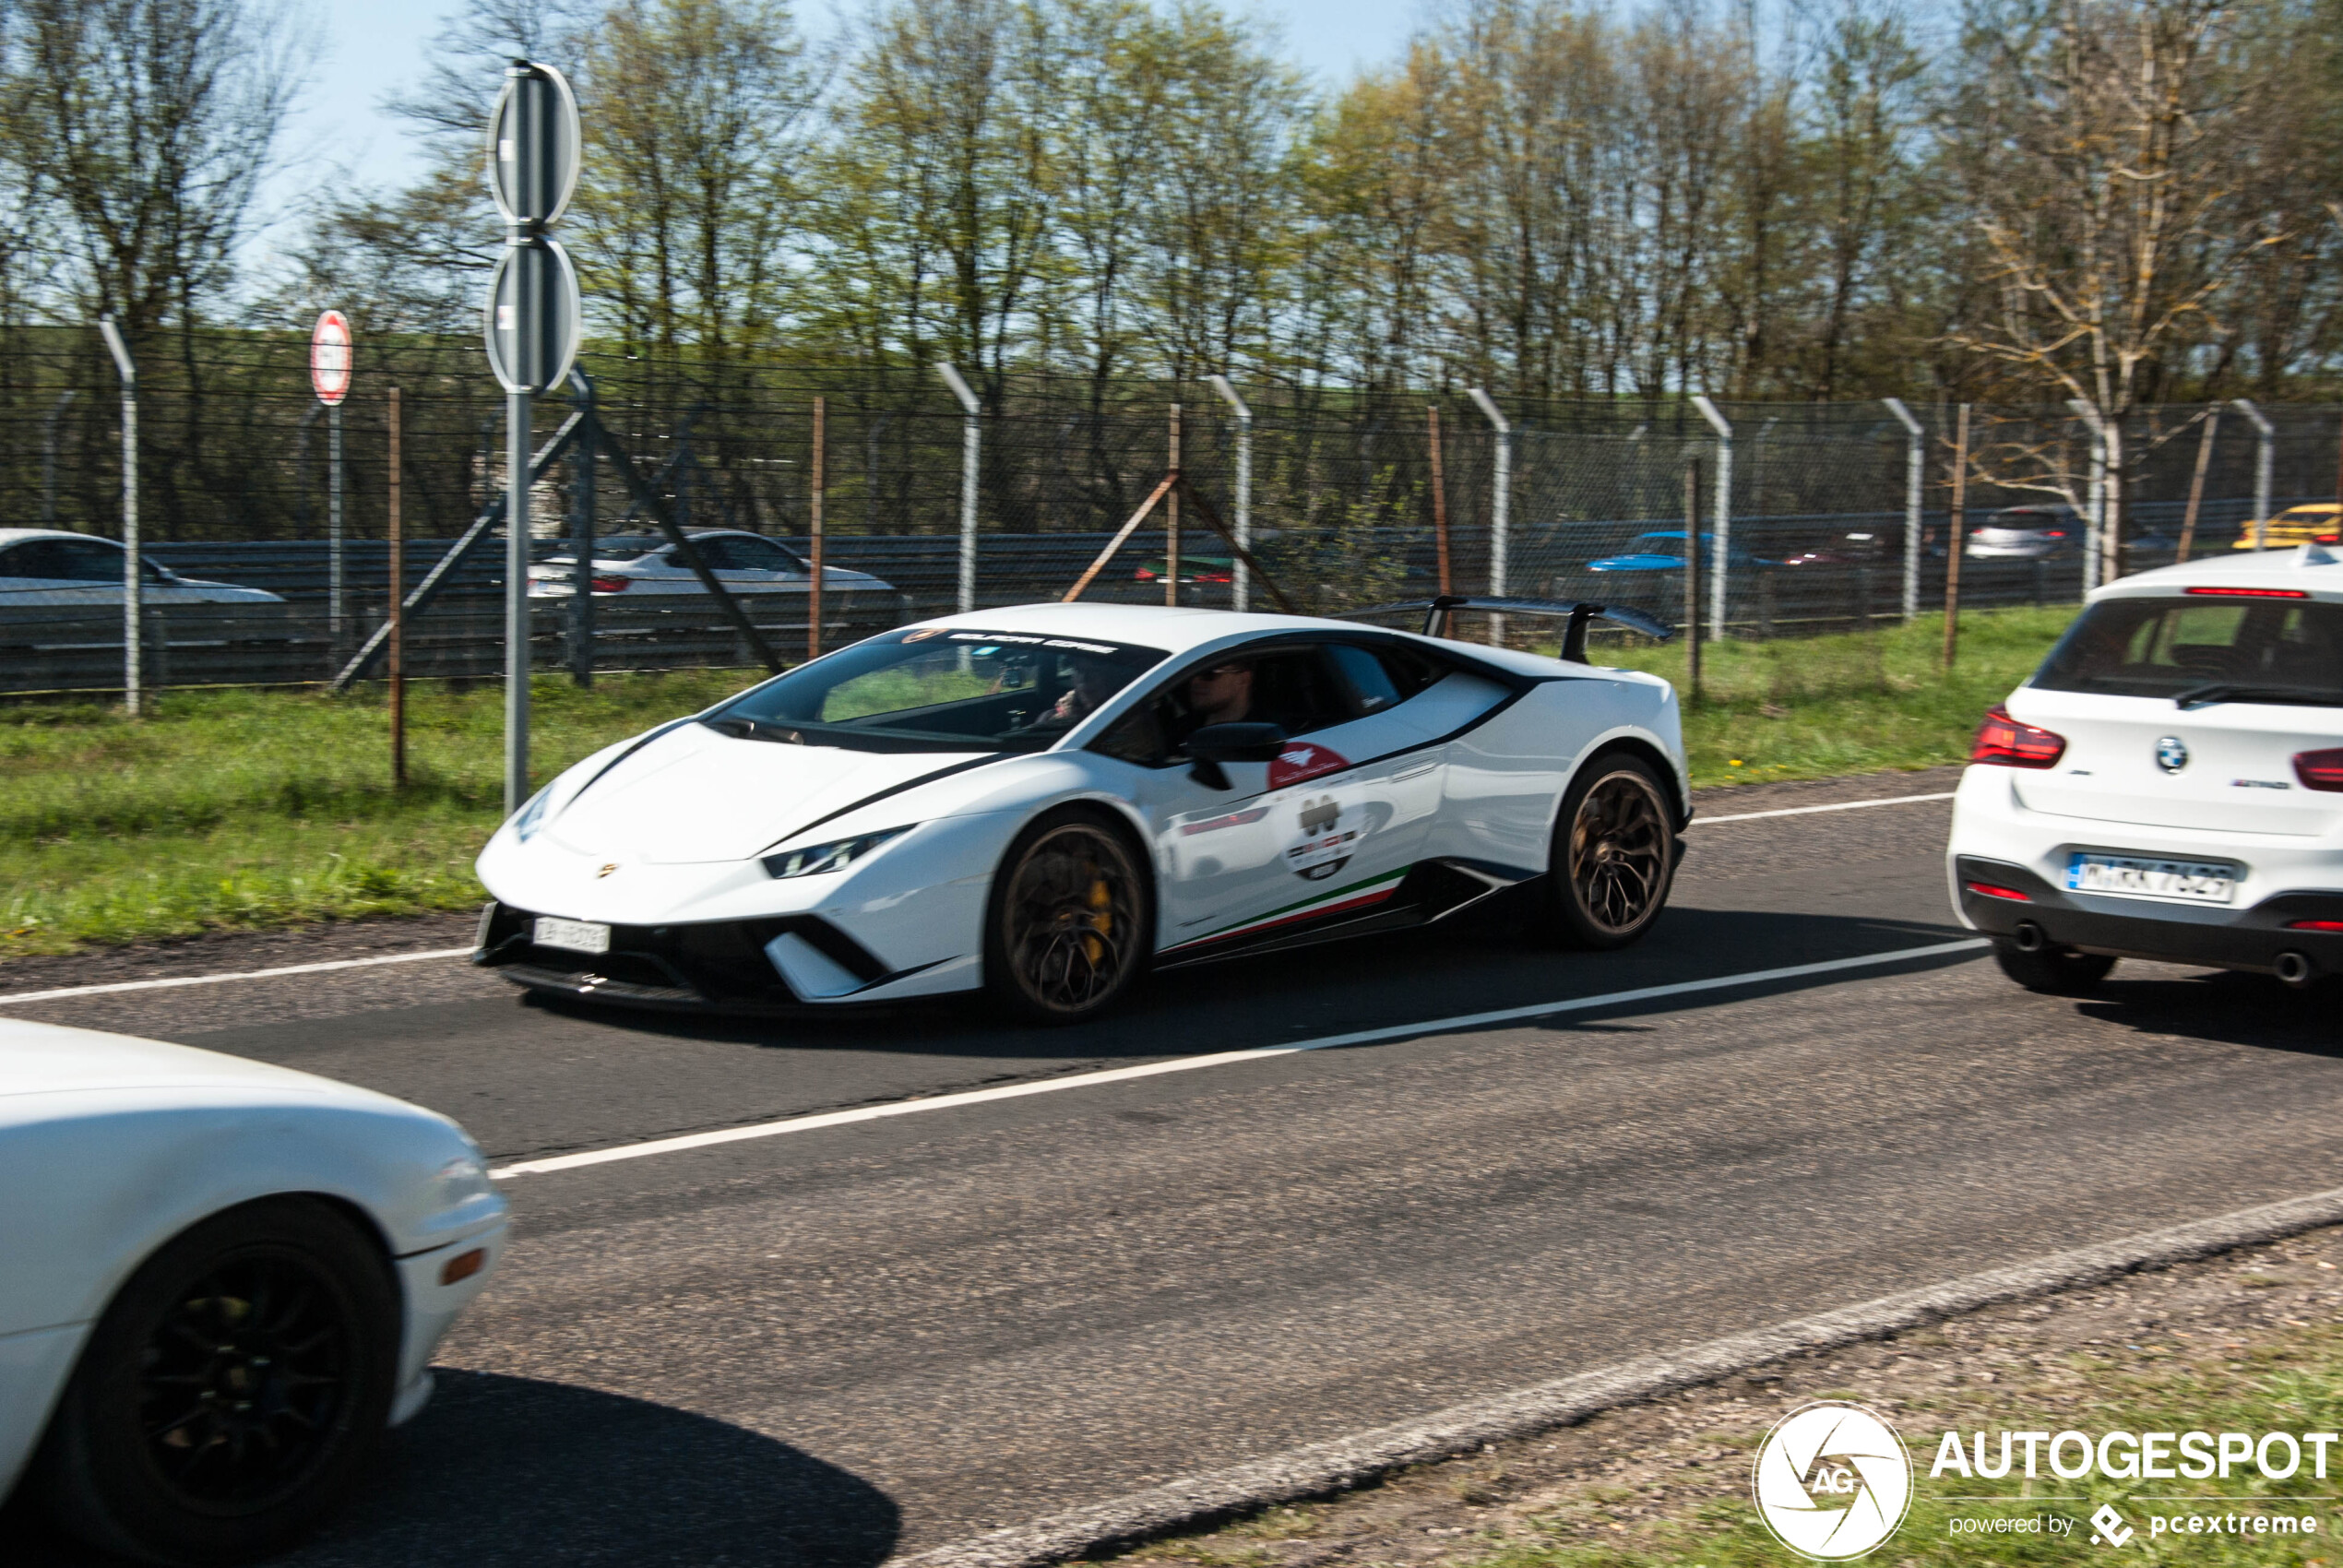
[0,1018,507,1565]
[0,529,284,606]
[527,528,896,610]
[475,596,1686,1023]
[1947,542,2343,993]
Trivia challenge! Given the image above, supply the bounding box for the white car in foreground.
[1,1019,507,1565]
[0,529,284,606]
[475,596,1688,1023]
[1948,543,2343,993]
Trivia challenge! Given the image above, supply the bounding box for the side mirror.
[1184,721,1287,790]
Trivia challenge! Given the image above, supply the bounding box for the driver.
[1185,660,1255,728]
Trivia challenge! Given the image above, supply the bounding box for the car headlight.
[762,826,911,879]
[433,1153,494,1206]
[510,783,554,842]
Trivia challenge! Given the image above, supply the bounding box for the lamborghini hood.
[543,722,995,864]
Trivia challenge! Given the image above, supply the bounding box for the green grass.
[0,671,755,958]
[1462,1327,2343,1568]
[1584,605,2073,788]
[0,607,2073,959]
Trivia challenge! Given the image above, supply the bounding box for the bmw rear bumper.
[1951,856,2343,976]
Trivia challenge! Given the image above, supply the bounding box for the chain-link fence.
[4,324,2337,695]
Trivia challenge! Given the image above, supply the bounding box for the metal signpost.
[312,311,353,651]
[97,317,139,715]
[483,59,583,816]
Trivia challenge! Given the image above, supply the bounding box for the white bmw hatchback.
[1947,543,2343,993]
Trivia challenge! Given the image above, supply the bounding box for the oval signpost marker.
[482,238,582,397]
[486,59,585,817]
[313,310,353,649]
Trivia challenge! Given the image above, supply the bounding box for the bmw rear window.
[2031,596,2343,706]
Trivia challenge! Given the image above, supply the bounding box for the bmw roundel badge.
[2155,736,2189,774]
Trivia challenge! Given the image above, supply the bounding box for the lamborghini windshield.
[705,627,1170,752]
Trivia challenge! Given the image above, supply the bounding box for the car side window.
[727,536,803,572]
[1091,645,1350,768]
[690,537,740,570]
[57,540,125,580]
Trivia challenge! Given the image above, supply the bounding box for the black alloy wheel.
[986,813,1150,1023]
[1546,754,1677,949]
[33,1197,398,1567]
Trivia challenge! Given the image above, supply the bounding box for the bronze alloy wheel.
[1550,757,1676,948]
[990,818,1148,1022]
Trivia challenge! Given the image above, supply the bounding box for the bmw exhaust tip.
[2013,921,2048,954]
[2276,950,2316,989]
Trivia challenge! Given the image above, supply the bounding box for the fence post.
[1683,459,1702,703]
[1165,402,1181,608]
[41,389,77,526]
[1945,404,1969,669]
[1691,395,1732,642]
[2179,408,2219,564]
[1208,375,1252,612]
[809,395,825,661]
[1465,387,1510,646]
[2232,398,2274,551]
[98,316,140,716]
[939,363,981,613]
[1884,398,1923,621]
[329,399,345,652]
[1426,404,1452,596]
[567,380,595,685]
[388,386,406,788]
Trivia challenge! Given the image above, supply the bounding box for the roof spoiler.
[1357,595,1673,662]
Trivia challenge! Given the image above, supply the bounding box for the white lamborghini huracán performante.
[475,598,1688,1022]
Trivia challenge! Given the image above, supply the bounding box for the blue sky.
[267,0,1423,218]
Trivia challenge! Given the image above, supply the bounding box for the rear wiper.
[2173,683,2343,710]
[700,716,809,743]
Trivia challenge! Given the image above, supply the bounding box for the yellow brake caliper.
[1083,874,1112,965]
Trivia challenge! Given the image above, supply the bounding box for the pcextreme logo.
[1752,1401,1915,1561]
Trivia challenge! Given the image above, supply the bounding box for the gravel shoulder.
[1108,1223,2343,1568]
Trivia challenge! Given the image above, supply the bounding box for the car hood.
[0,1018,382,1102]
[543,722,997,863]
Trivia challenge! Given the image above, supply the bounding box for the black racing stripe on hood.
[764,753,1014,851]
[554,717,698,818]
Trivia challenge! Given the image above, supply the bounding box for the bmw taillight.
[590,576,630,593]
[1972,705,2066,768]
[1965,882,2032,902]
[2294,747,2343,792]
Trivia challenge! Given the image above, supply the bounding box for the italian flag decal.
[1162,867,1411,955]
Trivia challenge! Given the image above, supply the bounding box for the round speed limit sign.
[311,311,353,406]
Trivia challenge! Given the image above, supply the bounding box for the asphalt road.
[10,766,2343,1567]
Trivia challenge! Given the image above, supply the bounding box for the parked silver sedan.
[527,528,895,607]
[1966,505,2081,560]
[0,529,283,606]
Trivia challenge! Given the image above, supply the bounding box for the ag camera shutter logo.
[1752,1401,1913,1560]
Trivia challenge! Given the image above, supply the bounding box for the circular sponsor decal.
[1750,1401,1912,1561]
[2156,735,2189,774]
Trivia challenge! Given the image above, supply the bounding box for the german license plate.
[533,916,611,954]
[2064,853,2237,904]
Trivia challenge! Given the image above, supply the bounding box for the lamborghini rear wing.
[1356,595,1672,662]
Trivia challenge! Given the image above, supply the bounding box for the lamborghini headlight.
[510,783,555,842]
[762,826,912,879]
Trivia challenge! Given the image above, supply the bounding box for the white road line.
[492,936,1988,1180]
[0,947,476,1007]
[1695,790,1955,826]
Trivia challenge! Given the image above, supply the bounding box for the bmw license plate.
[533,916,612,954]
[2064,852,2237,904]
